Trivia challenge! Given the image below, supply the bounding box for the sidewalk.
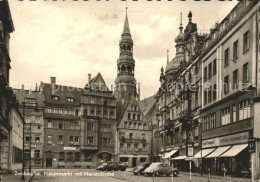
[181,171,259,182]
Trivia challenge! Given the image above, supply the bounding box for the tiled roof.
[42,83,83,107]
[13,89,44,107]
[138,95,156,117]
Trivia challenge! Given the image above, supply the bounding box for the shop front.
[202,131,250,177]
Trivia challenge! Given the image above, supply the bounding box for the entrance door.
[132,158,137,167]
[46,158,52,167]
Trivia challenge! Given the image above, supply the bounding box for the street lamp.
[21,101,25,180]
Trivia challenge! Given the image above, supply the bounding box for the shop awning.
[171,156,187,160]
[162,150,178,159]
[219,144,248,157]
[192,148,216,158]
[205,146,231,158]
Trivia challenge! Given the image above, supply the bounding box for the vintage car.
[98,161,127,171]
[133,163,151,175]
[144,162,179,177]
[96,162,107,170]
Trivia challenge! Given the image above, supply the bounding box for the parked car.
[99,161,126,171]
[133,163,150,175]
[144,162,179,177]
[96,162,107,170]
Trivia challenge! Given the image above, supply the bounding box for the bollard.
[208,168,211,182]
[153,169,155,182]
[223,168,226,182]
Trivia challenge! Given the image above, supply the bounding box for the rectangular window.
[59,122,63,129]
[87,123,94,130]
[233,104,237,122]
[204,67,207,81]
[204,90,207,105]
[233,69,238,89]
[75,136,79,145]
[58,135,63,144]
[208,63,212,79]
[194,126,199,136]
[213,59,217,75]
[75,122,79,130]
[208,87,212,103]
[233,40,239,60]
[87,137,94,145]
[129,133,133,139]
[35,137,40,142]
[69,136,74,144]
[221,107,230,126]
[224,48,229,67]
[213,84,217,101]
[25,136,30,142]
[243,63,249,83]
[69,122,74,129]
[47,135,52,144]
[35,150,40,159]
[47,120,52,128]
[224,75,229,94]
[239,99,251,120]
[243,31,249,52]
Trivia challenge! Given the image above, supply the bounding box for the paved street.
[29,169,253,182]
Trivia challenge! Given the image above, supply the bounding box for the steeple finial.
[122,3,131,35]
[180,13,182,27]
[188,11,192,22]
[167,49,169,65]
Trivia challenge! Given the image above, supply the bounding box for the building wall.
[9,108,23,172]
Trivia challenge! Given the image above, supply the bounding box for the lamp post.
[21,101,25,180]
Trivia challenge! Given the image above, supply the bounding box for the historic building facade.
[14,88,44,168]
[156,12,205,171]
[0,0,16,174]
[81,73,117,165]
[115,10,153,168]
[156,0,260,178]
[200,0,259,178]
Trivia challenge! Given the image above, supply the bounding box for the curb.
[180,172,251,182]
[24,172,36,182]
[110,176,135,182]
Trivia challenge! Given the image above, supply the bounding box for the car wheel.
[120,167,126,171]
[101,168,104,171]
[147,173,152,177]
[173,171,178,177]
[134,172,138,175]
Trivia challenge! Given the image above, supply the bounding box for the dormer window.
[52,96,59,101]
[67,97,74,102]
[25,98,37,107]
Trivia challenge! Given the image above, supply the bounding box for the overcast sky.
[8,0,237,99]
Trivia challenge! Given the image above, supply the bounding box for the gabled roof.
[85,72,109,91]
[138,95,156,117]
[116,101,129,125]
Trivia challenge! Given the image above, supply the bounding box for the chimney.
[111,84,113,92]
[138,82,140,101]
[35,83,38,91]
[21,84,24,90]
[88,74,91,84]
[51,77,56,94]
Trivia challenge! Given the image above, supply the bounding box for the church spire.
[122,6,131,35]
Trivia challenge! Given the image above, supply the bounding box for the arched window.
[121,65,126,72]
[133,114,136,120]
[137,114,140,120]
[124,122,127,128]
[128,113,131,120]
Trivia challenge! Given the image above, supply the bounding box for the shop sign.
[186,143,194,157]
[64,146,76,151]
[248,137,256,153]
[219,132,248,146]
[202,138,219,148]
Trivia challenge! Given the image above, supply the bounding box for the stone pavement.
[181,171,259,182]
[0,171,34,182]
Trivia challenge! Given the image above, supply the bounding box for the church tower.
[114,8,137,104]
